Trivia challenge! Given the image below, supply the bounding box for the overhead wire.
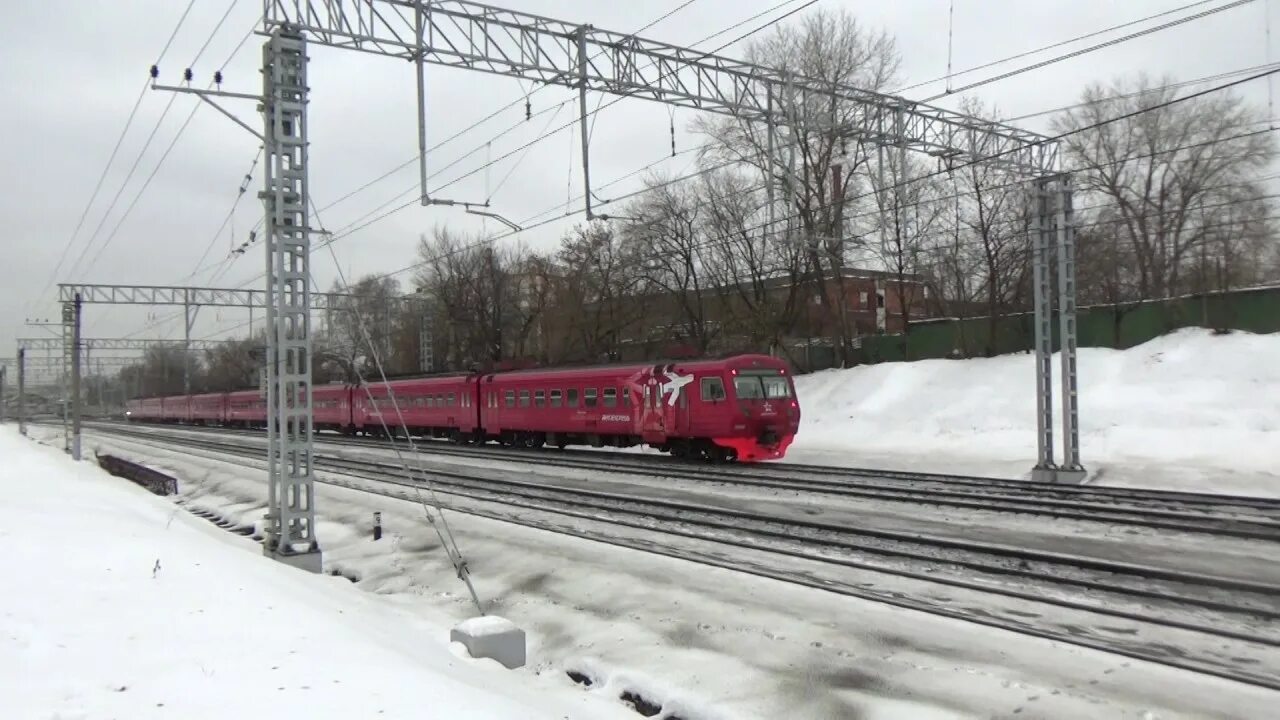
[340,69,1280,289]
[191,199,1279,345]
[921,0,1257,103]
[88,12,266,337]
[307,0,820,255]
[294,0,1250,271]
[173,0,823,341]
[162,51,1279,339]
[206,0,817,296]
[31,0,199,313]
[900,0,1230,95]
[185,147,264,282]
[139,1,1271,341]
[311,200,483,614]
[67,1,248,282]
[305,0,720,220]
[202,0,734,294]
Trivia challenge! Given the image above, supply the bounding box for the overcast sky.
[1,0,1273,371]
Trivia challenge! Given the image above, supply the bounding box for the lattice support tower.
[60,299,75,453]
[16,348,26,436]
[1030,176,1086,483]
[1054,177,1084,479]
[260,26,321,572]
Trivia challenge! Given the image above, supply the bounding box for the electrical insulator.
[214,70,223,87]
[525,98,531,121]
[184,68,193,83]
[149,65,159,80]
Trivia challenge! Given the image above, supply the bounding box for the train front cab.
[704,359,798,462]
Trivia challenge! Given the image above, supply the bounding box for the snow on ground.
[31,424,1280,720]
[790,328,1280,497]
[0,428,637,720]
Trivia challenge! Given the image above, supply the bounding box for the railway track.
[85,423,1280,692]
[85,420,1280,540]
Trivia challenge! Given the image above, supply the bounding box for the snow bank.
[792,329,1280,495]
[0,429,632,720]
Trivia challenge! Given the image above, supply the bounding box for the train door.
[688,373,731,438]
[639,370,667,443]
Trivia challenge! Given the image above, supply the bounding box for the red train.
[124,354,799,462]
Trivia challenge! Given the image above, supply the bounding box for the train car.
[312,384,353,434]
[189,392,226,426]
[226,390,267,429]
[479,354,799,461]
[160,394,189,424]
[479,365,635,450]
[123,354,799,461]
[126,397,164,422]
[351,375,478,439]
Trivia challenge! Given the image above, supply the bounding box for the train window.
[550,389,562,408]
[622,388,630,407]
[535,390,545,408]
[567,388,579,408]
[436,394,445,406]
[504,390,515,408]
[732,376,765,399]
[519,390,531,408]
[603,388,617,408]
[584,388,598,408]
[701,377,727,402]
[763,377,790,398]
[448,392,456,407]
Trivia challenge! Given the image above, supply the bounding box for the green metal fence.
[844,285,1280,365]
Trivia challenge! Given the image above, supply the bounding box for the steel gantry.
[54,275,353,569]
[17,337,236,352]
[253,0,1083,480]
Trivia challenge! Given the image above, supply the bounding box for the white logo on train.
[659,371,693,407]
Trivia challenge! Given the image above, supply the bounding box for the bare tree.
[321,274,402,382]
[555,222,648,362]
[1054,74,1276,301]
[415,226,528,368]
[860,149,948,357]
[202,335,264,391]
[698,167,806,356]
[623,174,714,354]
[695,6,901,364]
[948,98,1034,354]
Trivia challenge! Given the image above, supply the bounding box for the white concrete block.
[451,615,526,669]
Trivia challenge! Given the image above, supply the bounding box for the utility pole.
[260,27,322,571]
[61,299,73,453]
[576,25,593,220]
[71,292,83,461]
[17,349,25,436]
[1,364,6,425]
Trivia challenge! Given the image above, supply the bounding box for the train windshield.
[733,372,791,400]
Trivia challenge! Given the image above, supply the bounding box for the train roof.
[126,354,793,401]
[481,353,790,380]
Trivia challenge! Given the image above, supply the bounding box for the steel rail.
[89,420,1280,536]
[93,426,1280,691]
